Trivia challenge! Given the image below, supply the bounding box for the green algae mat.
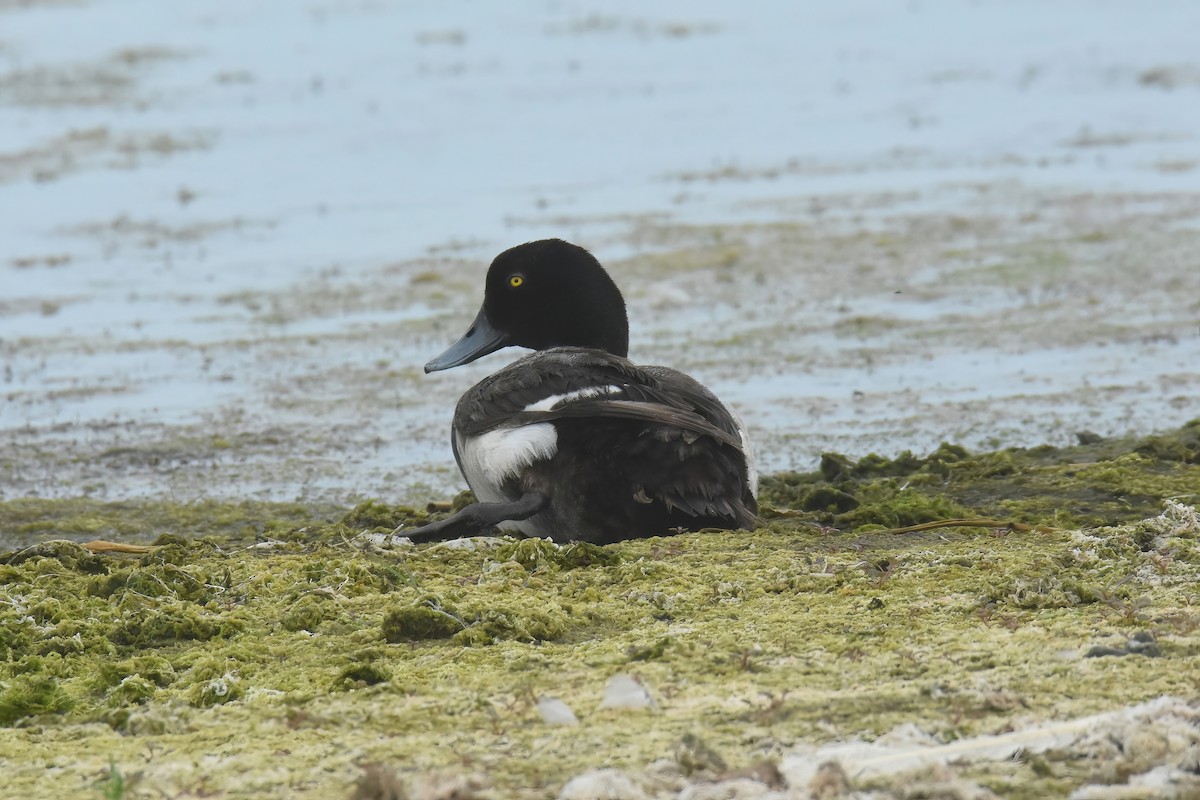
[1,422,1199,799]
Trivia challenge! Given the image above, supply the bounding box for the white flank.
[739,427,759,499]
[457,423,558,502]
[727,405,758,499]
[523,384,622,412]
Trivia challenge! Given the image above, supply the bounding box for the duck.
[409,238,758,545]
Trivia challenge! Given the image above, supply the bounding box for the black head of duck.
[424,238,628,370]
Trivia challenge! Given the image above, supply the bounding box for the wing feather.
[501,400,742,449]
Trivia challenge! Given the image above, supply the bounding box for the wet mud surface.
[3,194,1199,516]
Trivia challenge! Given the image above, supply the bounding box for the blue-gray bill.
[424,307,510,373]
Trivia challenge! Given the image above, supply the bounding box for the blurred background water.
[2,0,1198,505]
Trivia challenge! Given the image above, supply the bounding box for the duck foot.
[404,491,549,543]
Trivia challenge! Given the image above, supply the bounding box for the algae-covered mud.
[2,426,1199,798]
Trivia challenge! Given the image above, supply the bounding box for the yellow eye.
[508,274,524,288]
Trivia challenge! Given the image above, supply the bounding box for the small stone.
[558,768,647,800]
[349,763,407,800]
[600,674,657,710]
[410,771,488,799]
[538,695,579,726]
[1126,631,1161,657]
[674,732,728,776]
[808,761,850,798]
[1084,645,1128,659]
[721,761,785,789]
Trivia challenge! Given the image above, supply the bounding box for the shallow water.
[2,0,1199,507]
